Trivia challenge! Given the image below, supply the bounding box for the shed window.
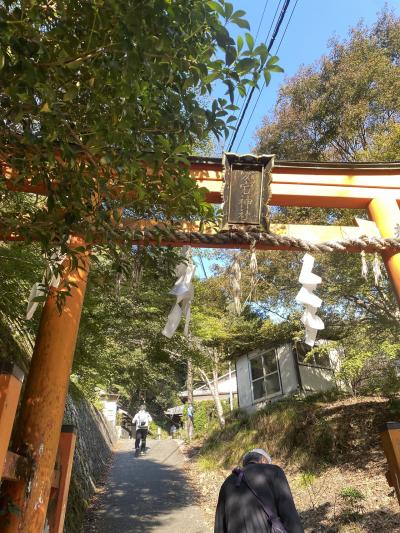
[295,342,331,369]
[250,349,281,401]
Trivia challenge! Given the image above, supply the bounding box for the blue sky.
[215,0,400,154]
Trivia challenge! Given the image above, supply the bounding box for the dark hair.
[243,452,265,466]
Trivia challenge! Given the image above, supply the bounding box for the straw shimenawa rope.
[129,226,400,253]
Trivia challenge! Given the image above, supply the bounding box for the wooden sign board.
[222,153,274,230]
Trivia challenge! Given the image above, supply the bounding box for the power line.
[227,0,292,153]
[226,0,281,149]
[235,0,300,152]
[275,0,299,55]
[254,0,270,43]
[264,0,284,48]
[226,0,273,149]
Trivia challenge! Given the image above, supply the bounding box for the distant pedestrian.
[132,405,152,454]
[170,424,177,438]
[187,402,194,441]
[214,448,304,533]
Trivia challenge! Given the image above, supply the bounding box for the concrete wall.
[277,344,298,396]
[101,399,118,425]
[236,354,253,409]
[63,386,118,533]
[299,365,335,392]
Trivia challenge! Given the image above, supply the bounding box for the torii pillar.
[1,237,89,533]
[368,197,400,306]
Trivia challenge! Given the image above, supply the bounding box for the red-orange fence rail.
[0,363,77,532]
[381,422,400,506]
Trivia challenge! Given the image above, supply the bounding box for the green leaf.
[215,27,230,49]
[245,33,254,51]
[207,1,225,17]
[237,57,257,73]
[204,71,220,84]
[238,84,246,97]
[0,52,4,70]
[232,18,250,30]
[224,2,234,20]
[237,35,244,53]
[269,64,284,73]
[267,55,279,67]
[225,45,237,66]
[263,69,271,86]
[223,79,235,103]
[254,43,269,65]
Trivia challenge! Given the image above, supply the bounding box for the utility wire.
[199,254,208,279]
[254,0,270,43]
[226,0,280,149]
[226,0,284,150]
[235,0,300,152]
[275,0,299,54]
[263,0,284,49]
[226,0,272,149]
[227,0,292,152]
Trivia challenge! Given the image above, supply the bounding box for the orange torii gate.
[1,155,400,531]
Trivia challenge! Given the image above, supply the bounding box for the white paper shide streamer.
[230,254,241,316]
[360,250,368,280]
[162,246,195,338]
[295,254,324,347]
[372,252,382,285]
[26,252,66,320]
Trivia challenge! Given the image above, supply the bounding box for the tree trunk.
[212,366,225,427]
[198,367,225,428]
[186,357,194,441]
[187,356,193,404]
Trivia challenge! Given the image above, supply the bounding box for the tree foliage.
[0,0,278,258]
[256,10,400,161]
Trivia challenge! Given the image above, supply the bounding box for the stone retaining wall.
[63,386,118,532]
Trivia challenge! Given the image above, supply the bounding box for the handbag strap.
[232,467,286,531]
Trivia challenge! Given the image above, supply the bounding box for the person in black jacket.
[214,448,304,533]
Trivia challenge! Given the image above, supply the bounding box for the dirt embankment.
[182,395,400,532]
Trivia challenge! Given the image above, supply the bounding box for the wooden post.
[381,421,400,505]
[49,425,77,533]
[0,362,24,479]
[1,237,89,533]
[368,197,400,306]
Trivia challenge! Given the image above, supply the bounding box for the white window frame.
[294,341,332,370]
[248,349,282,404]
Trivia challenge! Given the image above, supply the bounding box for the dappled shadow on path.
[89,441,207,533]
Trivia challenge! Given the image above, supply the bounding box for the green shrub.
[339,486,366,520]
[182,399,234,437]
[297,471,319,510]
[298,471,316,488]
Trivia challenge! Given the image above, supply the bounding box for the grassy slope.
[191,393,400,532]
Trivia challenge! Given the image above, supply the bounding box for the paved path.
[93,439,211,533]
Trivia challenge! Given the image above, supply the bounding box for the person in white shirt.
[132,405,152,454]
